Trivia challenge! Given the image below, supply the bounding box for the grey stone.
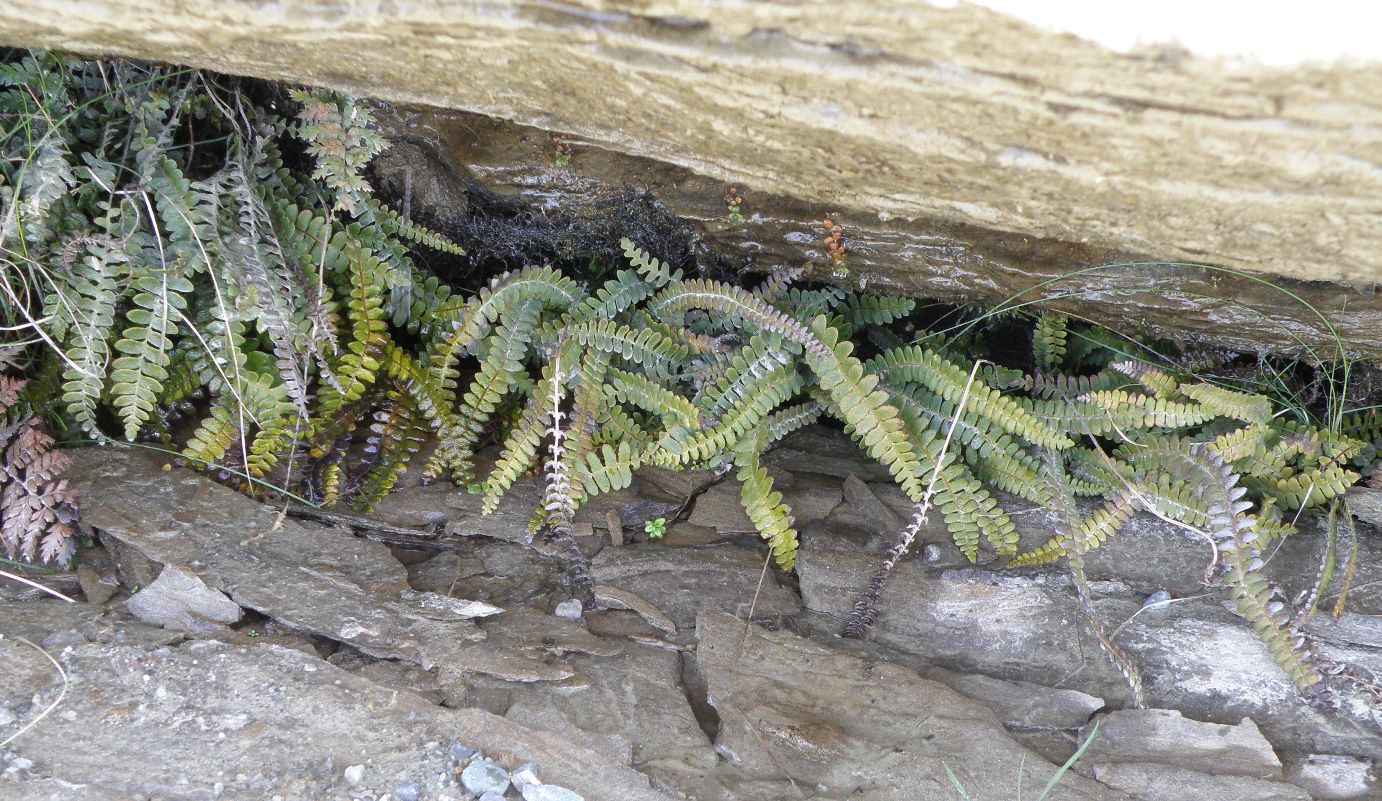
[694,611,1125,800]
[636,465,718,504]
[522,785,585,801]
[478,793,507,801]
[1081,710,1282,779]
[554,599,583,621]
[593,586,677,634]
[841,474,904,533]
[124,564,242,633]
[1346,487,1382,529]
[1142,590,1173,612]
[794,539,1382,760]
[344,764,366,785]
[447,744,476,764]
[1092,764,1310,801]
[393,781,421,801]
[67,451,578,684]
[688,477,841,533]
[40,628,88,650]
[592,544,800,629]
[943,673,1104,730]
[461,758,511,795]
[658,522,723,546]
[0,638,676,801]
[503,642,717,797]
[1281,754,1377,800]
[0,706,15,726]
[510,764,541,789]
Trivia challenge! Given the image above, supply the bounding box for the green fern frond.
[837,292,916,328]
[356,389,429,507]
[577,440,650,497]
[868,345,1074,450]
[735,434,800,570]
[1109,360,1180,399]
[567,317,690,373]
[607,367,701,428]
[620,238,683,287]
[1009,491,1138,566]
[431,299,542,482]
[110,266,194,440]
[764,401,824,445]
[1179,381,1272,424]
[1080,390,1215,429]
[651,279,826,357]
[1032,314,1068,373]
[806,317,926,503]
[482,359,564,515]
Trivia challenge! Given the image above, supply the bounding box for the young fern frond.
[735,432,800,569]
[1032,314,1069,373]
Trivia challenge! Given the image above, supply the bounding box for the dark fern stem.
[842,505,928,639]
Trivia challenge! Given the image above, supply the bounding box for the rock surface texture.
[2,433,1378,799]
[1,1,1381,352]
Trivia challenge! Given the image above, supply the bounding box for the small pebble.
[521,784,584,801]
[447,743,476,764]
[461,758,510,796]
[1142,590,1173,612]
[0,707,15,726]
[343,764,366,786]
[921,544,942,563]
[510,764,541,789]
[393,783,420,801]
[9,757,33,771]
[553,599,583,621]
[478,793,507,801]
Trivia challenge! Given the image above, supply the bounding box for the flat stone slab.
[694,611,1129,801]
[63,449,586,684]
[592,544,801,629]
[0,637,677,801]
[795,540,1382,760]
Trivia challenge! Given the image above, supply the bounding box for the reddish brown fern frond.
[0,374,80,565]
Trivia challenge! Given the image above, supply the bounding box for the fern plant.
[5,50,1376,714]
[0,367,78,565]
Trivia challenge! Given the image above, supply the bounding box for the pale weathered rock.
[1348,488,1382,529]
[593,586,678,634]
[694,611,1126,800]
[63,451,620,686]
[505,642,717,798]
[1091,764,1309,801]
[794,541,1382,759]
[8,0,1380,353]
[591,544,800,629]
[1281,754,1378,800]
[124,564,242,633]
[462,759,511,796]
[1080,709,1282,779]
[0,638,678,801]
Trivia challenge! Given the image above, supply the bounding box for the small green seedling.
[944,720,1099,801]
[644,517,667,540]
[467,481,488,495]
